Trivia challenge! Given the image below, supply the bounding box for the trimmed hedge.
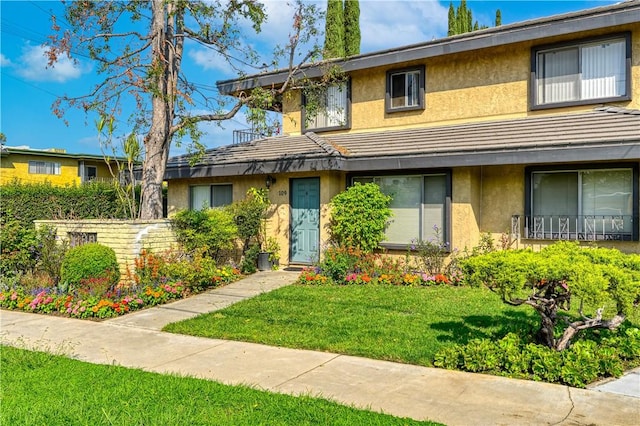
[0,180,129,229]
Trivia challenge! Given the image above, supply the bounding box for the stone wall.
[35,219,177,278]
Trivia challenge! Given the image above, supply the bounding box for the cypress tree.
[448,1,500,36]
[324,0,345,58]
[447,2,456,36]
[344,0,360,56]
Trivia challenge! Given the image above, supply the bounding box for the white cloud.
[188,48,236,76]
[16,43,88,83]
[0,53,13,67]
[360,1,449,52]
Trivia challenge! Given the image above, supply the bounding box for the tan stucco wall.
[167,171,347,266]
[282,23,640,135]
[451,167,481,251]
[35,219,176,280]
[1,153,117,186]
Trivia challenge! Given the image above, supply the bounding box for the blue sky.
[0,0,621,156]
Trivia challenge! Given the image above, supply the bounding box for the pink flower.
[10,293,18,301]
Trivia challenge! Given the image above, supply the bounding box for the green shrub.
[0,180,128,229]
[61,243,120,287]
[161,250,221,291]
[459,242,640,350]
[433,327,640,387]
[226,188,269,252]
[0,209,38,278]
[170,208,237,261]
[329,182,392,252]
[241,243,261,274]
[34,225,68,285]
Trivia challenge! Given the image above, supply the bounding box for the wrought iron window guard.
[511,215,634,241]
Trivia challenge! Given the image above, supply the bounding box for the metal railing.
[511,215,635,241]
[233,129,266,144]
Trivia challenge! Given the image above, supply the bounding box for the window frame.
[189,184,233,210]
[385,65,426,113]
[85,165,97,181]
[28,160,61,175]
[301,80,351,133]
[530,32,631,110]
[524,163,639,241]
[347,169,452,250]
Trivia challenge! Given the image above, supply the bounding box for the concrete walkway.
[1,270,639,425]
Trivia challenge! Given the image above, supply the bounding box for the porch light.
[265,175,276,189]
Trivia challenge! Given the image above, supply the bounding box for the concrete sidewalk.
[1,271,639,425]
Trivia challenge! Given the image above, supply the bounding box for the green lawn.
[163,284,540,366]
[1,346,439,426]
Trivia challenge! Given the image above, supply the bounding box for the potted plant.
[247,187,274,271]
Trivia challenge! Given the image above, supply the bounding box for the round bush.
[61,243,120,286]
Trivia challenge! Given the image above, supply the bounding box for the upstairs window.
[28,160,61,175]
[532,34,630,108]
[302,81,350,132]
[190,184,233,210]
[386,66,425,113]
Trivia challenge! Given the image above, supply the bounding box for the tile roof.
[165,108,640,179]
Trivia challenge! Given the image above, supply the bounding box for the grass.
[163,284,540,366]
[0,345,440,426]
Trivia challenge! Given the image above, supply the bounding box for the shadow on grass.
[430,310,539,346]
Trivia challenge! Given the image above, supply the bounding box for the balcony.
[233,129,267,145]
[511,215,636,242]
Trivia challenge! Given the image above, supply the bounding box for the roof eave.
[164,156,345,180]
[344,142,640,171]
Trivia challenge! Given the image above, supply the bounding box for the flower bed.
[297,245,462,286]
[0,249,242,320]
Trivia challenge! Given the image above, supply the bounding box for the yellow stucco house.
[165,1,640,266]
[0,147,121,186]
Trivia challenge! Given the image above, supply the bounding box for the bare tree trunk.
[139,0,182,220]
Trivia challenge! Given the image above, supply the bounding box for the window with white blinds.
[303,82,349,131]
[28,160,61,175]
[189,184,233,210]
[533,35,629,107]
[352,173,450,246]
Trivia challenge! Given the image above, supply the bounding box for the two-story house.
[165,1,640,266]
[0,147,123,186]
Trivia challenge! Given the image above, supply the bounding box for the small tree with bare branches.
[47,0,326,219]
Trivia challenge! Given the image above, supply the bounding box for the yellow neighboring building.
[165,1,640,266]
[0,147,121,186]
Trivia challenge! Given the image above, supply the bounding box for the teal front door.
[290,178,320,264]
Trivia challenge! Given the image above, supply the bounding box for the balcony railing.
[233,129,266,144]
[512,215,635,241]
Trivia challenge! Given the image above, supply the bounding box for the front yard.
[164,285,538,364]
[163,282,640,388]
[1,346,437,426]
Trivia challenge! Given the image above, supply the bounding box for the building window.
[28,161,61,175]
[532,33,630,108]
[385,65,425,113]
[189,184,233,210]
[302,81,350,132]
[523,165,638,241]
[351,171,450,247]
[67,232,97,247]
[85,166,97,182]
